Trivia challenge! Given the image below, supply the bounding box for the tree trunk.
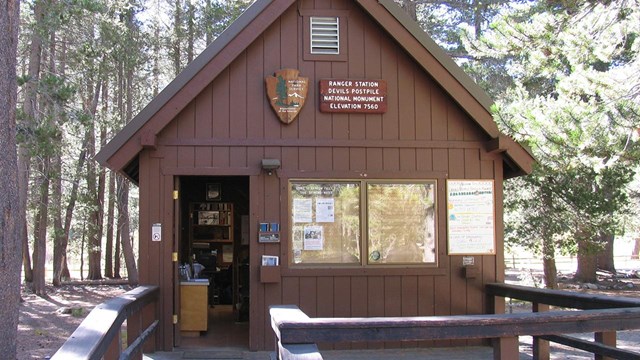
[575,240,598,283]
[80,222,85,280]
[204,0,213,45]
[102,79,113,278]
[0,0,23,356]
[114,221,121,279]
[105,170,115,278]
[632,238,640,260]
[400,0,418,21]
[51,148,64,286]
[56,136,88,284]
[541,183,558,288]
[542,237,558,289]
[20,0,45,285]
[32,156,50,296]
[49,28,66,287]
[85,78,103,280]
[172,0,183,75]
[186,0,195,63]
[120,14,138,284]
[596,233,616,273]
[118,175,138,284]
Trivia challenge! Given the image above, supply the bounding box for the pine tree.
[0,0,23,356]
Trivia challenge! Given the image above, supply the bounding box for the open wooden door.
[173,176,181,347]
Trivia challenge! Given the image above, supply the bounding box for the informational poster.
[293,198,313,223]
[447,180,495,255]
[303,225,324,250]
[315,198,335,222]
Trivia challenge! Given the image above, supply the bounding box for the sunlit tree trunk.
[58,138,88,283]
[105,170,116,278]
[118,176,138,284]
[575,238,598,283]
[120,18,139,283]
[85,69,103,280]
[632,238,640,260]
[400,0,417,21]
[172,0,183,75]
[542,238,558,289]
[597,233,616,273]
[19,0,46,284]
[114,220,122,279]
[186,0,195,63]
[541,185,557,288]
[50,28,68,287]
[51,141,64,286]
[32,156,50,296]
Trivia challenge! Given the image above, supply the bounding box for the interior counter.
[180,280,209,334]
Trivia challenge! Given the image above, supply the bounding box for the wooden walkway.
[143,347,500,360]
[142,344,592,360]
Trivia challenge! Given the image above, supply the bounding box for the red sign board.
[319,79,387,113]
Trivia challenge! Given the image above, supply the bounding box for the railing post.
[143,299,157,353]
[493,336,519,360]
[532,302,550,360]
[594,331,616,360]
[128,309,142,360]
[105,329,121,360]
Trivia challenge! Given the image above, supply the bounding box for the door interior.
[176,176,250,348]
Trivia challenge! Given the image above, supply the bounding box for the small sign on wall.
[152,223,162,242]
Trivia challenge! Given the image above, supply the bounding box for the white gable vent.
[310,16,340,54]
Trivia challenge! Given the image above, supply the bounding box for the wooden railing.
[51,285,159,360]
[270,283,640,360]
[487,283,640,360]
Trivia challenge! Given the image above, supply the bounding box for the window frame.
[288,179,439,268]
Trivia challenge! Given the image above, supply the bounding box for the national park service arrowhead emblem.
[265,69,309,124]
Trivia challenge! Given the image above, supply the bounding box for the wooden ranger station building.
[96,0,534,352]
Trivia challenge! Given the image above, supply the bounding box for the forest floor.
[17,281,131,360]
[16,268,640,360]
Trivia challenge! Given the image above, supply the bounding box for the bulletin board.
[447,180,496,255]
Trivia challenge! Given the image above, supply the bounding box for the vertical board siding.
[384,276,402,348]
[176,104,196,168]
[229,53,248,140]
[247,38,265,140]
[249,173,264,351]
[367,276,385,349]
[194,85,213,167]
[401,276,419,348]
[143,0,506,352]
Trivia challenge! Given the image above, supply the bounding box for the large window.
[367,183,436,264]
[290,180,437,266]
[290,182,361,264]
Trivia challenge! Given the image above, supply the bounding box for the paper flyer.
[315,198,335,222]
[303,225,324,250]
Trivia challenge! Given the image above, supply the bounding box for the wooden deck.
[143,346,500,360]
[143,341,622,360]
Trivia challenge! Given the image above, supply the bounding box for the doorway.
[176,176,250,349]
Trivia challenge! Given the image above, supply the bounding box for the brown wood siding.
[139,0,504,351]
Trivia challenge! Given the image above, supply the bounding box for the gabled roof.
[96,0,534,181]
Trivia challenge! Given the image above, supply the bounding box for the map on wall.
[446,180,496,255]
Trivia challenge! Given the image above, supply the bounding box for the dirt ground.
[18,283,130,360]
[16,270,640,360]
